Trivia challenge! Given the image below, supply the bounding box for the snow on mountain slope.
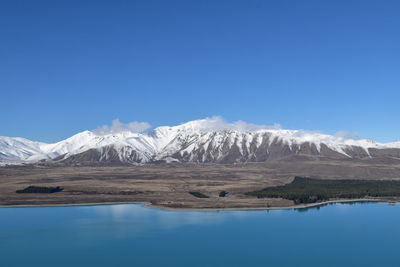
[384,141,400,148]
[39,130,158,163]
[0,136,46,160]
[1,118,399,165]
[152,119,390,161]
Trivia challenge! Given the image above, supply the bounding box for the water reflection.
[77,204,272,238]
[92,204,227,227]
[73,204,230,238]
[294,201,378,213]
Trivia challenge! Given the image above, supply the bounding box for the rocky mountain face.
[1,119,400,165]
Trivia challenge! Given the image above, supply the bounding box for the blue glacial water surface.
[0,202,399,267]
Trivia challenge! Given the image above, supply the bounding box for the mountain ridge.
[1,118,400,165]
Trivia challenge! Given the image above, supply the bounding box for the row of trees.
[246,177,400,204]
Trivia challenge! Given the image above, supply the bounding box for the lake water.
[1,203,399,267]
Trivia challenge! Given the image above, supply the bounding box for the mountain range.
[1,119,400,165]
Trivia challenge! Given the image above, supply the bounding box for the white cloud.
[93,119,151,135]
[91,117,360,143]
[190,116,282,132]
[334,130,359,140]
[194,117,362,141]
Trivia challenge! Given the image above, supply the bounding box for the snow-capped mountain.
[1,118,400,165]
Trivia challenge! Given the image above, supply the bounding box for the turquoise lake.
[1,203,399,267]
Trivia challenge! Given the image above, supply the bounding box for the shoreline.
[0,198,397,211]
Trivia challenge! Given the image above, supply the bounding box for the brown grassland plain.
[1,157,400,209]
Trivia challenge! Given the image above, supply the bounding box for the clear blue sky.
[1,0,399,143]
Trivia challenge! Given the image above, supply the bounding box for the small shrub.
[16,186,63,194]
[189,191,209,198]
[219,191,228,197]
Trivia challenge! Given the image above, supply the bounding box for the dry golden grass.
[1,158,399,209]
